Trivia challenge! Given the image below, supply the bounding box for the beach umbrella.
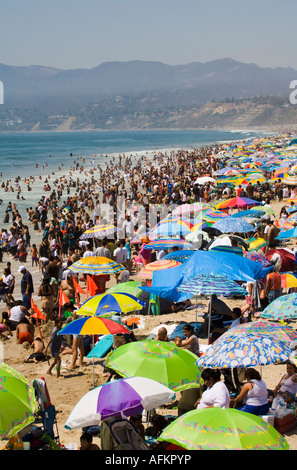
[231,209,265,219]
[227,321,297,344]
[276,227,297,240]
[163,250,196,262]
[106,280,143,297]
[197,328,294,368]
[209,245,244,257]
[215,196,258,210]
[143,239,196,250]
[64,377,175,430]
[244,251,271,267]
[177,274,247,298]
[151,221,192,237]
[194,176,215,184]
[0,362,38,439]
[212,217,255,234]
[251,205,275,216]
[247,237,268,251]
[131,232,158,244]
[281,272,297,289]
[69,256,125,275]
[137,259,182,280]
[197,208,230,225]
[171,202,210,217]
[158,407,289,450]
[75,292,145,316]
[80,224,117,239]
[178,274,247,342]
[105,339,203,392]
[261,293,297,321]
[58,317,130,388]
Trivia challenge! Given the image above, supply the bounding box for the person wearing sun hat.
[18,265,34,310]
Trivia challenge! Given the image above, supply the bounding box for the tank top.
[280,374,297,396]
[244,379,268,406]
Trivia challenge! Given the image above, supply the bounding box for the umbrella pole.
[208,295,212,345]
[92,335,95,389]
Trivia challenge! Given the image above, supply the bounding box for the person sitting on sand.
[174,324,200,356]
[16,317,34,345]
[25,337,49,363]
[79,432,100,451]
[155,327,169,342]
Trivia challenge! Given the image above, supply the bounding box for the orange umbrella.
[137,259,181,280]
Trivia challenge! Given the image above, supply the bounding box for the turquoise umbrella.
[261,293,297,321]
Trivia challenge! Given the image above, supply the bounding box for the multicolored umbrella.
[143,239,196,250]
[215,196,258,210]
[64,377,176,429]
[231,209,265,219]
[69,256,125,275]
[243,251,271,267]
[158,407,289,450]
[261,293,297,321]
[247,237,268,251]
[80,224,117,239]
[75,292,145,316]
[58,316,130,336]
[209,245,244,257]
[212,217,255,234]
[281,272,297,289]
[0,363,38,439]
[177,274,247,297]
[151,221,192,237]
[105,339,204,392]
[137,259,182,280]
[198,208,230,225]
[228,321,297,343]
[197,329,294,368]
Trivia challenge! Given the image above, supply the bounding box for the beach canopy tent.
[140,250,273,302]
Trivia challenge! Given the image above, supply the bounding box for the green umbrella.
[0,362,38,439]
[158,407,289,450]
[106,281,143,298]
[105,339,203,392]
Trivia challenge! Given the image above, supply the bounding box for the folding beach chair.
[100,418,150,450]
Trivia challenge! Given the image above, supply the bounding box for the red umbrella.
[266,248,295,272]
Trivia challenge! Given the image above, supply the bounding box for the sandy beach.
[1,134,297,451]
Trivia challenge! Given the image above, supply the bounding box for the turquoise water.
[0,129,265,180]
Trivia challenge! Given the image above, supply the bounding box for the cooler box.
[274,410,296,434]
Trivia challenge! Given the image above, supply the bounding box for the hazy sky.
[1,0,297,70]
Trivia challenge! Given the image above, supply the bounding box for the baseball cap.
[18,266,26,272]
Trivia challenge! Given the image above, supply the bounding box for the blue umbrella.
[231,210,265,219]
[143,239,196,250]
[212,218,255,234]
[276,227,297,240]
[152,222,191,237]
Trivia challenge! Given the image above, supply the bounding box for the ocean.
[0,128,267,222]
[0,129,266,180]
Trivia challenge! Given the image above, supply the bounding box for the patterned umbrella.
[243,251,271,267]
[64,377,175,429]
[177,274,247,297]
[261,293,297,321]
[69,256,125,275]
[80,224,117,239]
[0,363,38,439]
[137,259,181,280]
[143,239,196,250]
[231,209,265,219]
[212,218,255,234]
[158,407,289,450]
[227,321,297,343]
[197,329,294,368]
[106,339,204,392]
[163,250,196,262]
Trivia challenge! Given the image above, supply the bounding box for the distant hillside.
[0,58,297,131]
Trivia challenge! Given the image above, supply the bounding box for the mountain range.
[0,58,297,131]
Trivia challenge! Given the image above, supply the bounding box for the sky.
[1,0,297,70]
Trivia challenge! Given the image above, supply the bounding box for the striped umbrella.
[137,259,181,280]
[215,197,258,210]
[69,256,125,275]
[196,209,230,225]
[80,224,117,239]
[177,274,247,297]
[75,292,145,316]
[247,237,268,251]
